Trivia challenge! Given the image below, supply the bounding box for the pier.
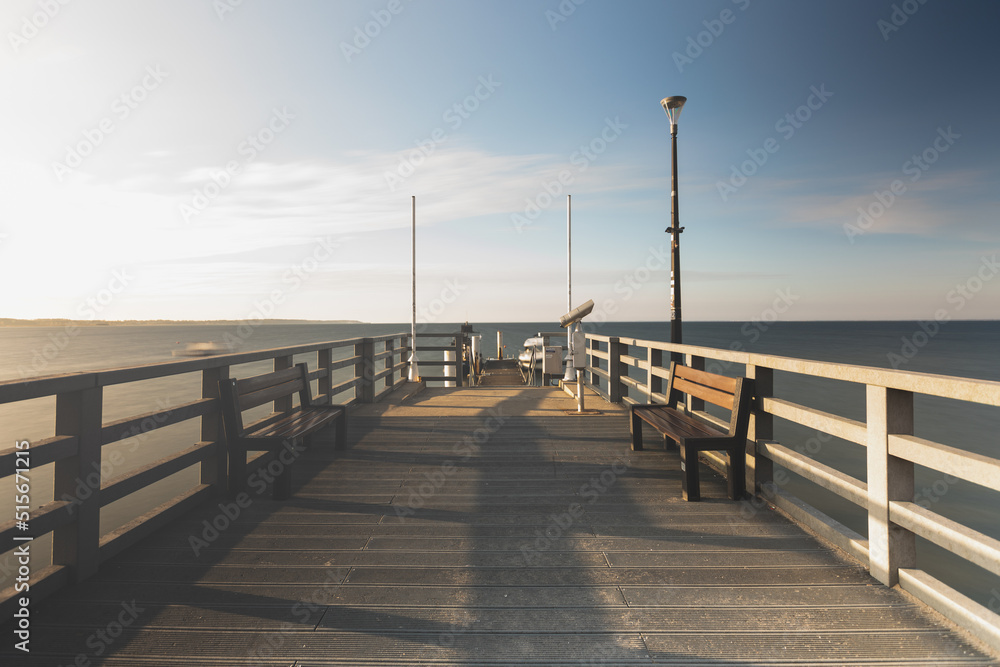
[2,330,1000,664]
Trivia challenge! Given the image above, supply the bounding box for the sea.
[2,321,999,607]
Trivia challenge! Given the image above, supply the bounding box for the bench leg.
[727,445,746,500]
[229,447,247,498]
[335,411,347,450]
[679,442,701,502]
[630,410,643,451]
[273,447,293,501]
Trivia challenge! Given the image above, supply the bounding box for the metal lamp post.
[661,95,686,365]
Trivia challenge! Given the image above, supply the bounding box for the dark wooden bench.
[630,362,753,501]
[219,363,346,500]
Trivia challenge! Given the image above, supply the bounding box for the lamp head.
[660,96,687,130]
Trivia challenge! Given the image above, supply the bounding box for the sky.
[1,0,998,324]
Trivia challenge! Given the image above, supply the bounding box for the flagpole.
[564,194,575,383]
[408,195,420,381]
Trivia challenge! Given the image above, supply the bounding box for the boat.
[517,337,545,370]
[172,342,225,357]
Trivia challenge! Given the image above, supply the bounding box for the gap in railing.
[915,395,1000,460]
[772,370,866,421]
[773,465,868,537]
[103,373,201,423]
[914,460,1000,541]
[919,539,1000,610]
[773,417,867,480]
[0,472,55,589]
[100,464,200,536]
[0,395,56,443]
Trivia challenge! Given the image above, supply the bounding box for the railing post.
[52,385,103,582]
[747,365,774,496]
[357,338,375,403]
[318,347,333,404]
[648,346,662,403]
[688,355,705,413]
[454,336,464,387]
[201,365,229,496]
[608,337,623,403]
[405,334,414,380]
[588,337,600,391]
[385,338,395,390]
[274,355,293,411]
[866,385,916,587]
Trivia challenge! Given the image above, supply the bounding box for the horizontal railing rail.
[584,333,1000,652]
[0,332,410,619]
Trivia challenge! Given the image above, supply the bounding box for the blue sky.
[2,0,998,323]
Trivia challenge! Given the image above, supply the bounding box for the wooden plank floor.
[3,386,998,665]
[477,358,524,386]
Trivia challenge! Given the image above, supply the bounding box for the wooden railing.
[0,333,409,618]
[585,333,1000,652]
[413,332,464,385]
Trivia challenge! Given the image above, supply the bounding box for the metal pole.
[409,195,419,381]
[669,125,683,366]
[564,195,575,383]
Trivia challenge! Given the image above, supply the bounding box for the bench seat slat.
[249,408,342,440]
[634,407,722,440]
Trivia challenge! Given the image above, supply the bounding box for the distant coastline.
[0,318,366,327]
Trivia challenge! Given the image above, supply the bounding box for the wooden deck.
[477,358,524,386]
[4,385,997,665]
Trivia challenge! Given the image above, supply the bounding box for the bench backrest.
[666,362,753,438]
[219,363,315,437]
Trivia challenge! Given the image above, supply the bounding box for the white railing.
[584,333,1000,652]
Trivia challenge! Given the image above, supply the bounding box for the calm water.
[2,321,998,606]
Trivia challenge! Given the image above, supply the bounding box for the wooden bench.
[630,362,753,501]
[219,363,346,500]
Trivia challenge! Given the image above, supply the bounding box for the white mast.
[564,194,575,382]
[408,195,419,381]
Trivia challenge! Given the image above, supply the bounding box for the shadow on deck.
[2,386,996,665]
